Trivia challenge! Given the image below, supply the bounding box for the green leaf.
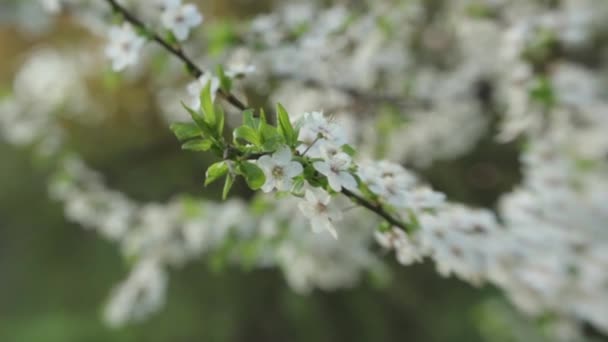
[259,108,268,125]
[342,144,357,157]
[181,102,206,129]
[292,178,305,195]
[216,105,225,137]
[239,162,266,190]
[170,122,201,141]
[182,139,213,152]
[260,124,284,151]
[222,173,235,200]
[233,126,261,146]
[165,31,178,45]
[243,109,257,129]
[181,102,218,142]
[216,65,232,93]
[276,103,297,145]
[529,77,555,107]
[200,82,216,126]
[205,161,229,186]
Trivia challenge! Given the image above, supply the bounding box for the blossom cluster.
[105,0,202,71]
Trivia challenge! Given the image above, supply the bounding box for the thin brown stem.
[341,189,410,232]
[104,0,247,111]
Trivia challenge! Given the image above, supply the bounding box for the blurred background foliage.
[0,0,562,341]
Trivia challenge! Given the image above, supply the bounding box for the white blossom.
[313,147,357,192]
[296,111,347,157]
[406,187,446,211]
[104,258,167,327]
[298,188,342,238]
[257,146,303,193]
[226,64,256,78]
[104,23,145,71]
[160,1,203,41]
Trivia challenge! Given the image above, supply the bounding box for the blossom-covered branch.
[103,0,418,236]
[104,0,247,111]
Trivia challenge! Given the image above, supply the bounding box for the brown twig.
[105,0,247,111]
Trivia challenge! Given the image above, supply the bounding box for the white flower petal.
[284,161,303,178]
[339,172,358,191]
[327,174,342,192]
[273,146,292,165]
[313,161,330,176]
[256,155,274,171]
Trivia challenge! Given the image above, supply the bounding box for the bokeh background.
[0,0,601,341]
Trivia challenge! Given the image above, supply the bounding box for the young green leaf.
[291,178,305,195]
[216,65,232,93]
[216,104,225,137]
[239,162,266,190]
[259,108,267,125]
[200,82,216,126]
[205,161,229,186]
[170,122,201,141]
[342,144,357,157]
[233,126,261,146]
[276,103,296,145]
[181,101,207,130]
[260,123,284,151]
[242,109,258,130]
[222,173,235,200]
[182,139,213,152]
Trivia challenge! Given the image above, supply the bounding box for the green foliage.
[222,173,235,200]
[170,122,201,141]
[233,125,261,146]
[205,161,229,186]
[529,76,555,108]
[181,139,213,152]
[200,83,217,128]
[259,122,284,151]
[276,103,297,146]
[216,65,233,93]
[238,162,265,190]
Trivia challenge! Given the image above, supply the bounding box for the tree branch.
[341,189,411,232]
[103,0,411,232]
[104,0,247,111]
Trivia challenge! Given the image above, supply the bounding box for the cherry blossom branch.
[104,0,412,233]
[342,189,410,231]
[104,0,247,111]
